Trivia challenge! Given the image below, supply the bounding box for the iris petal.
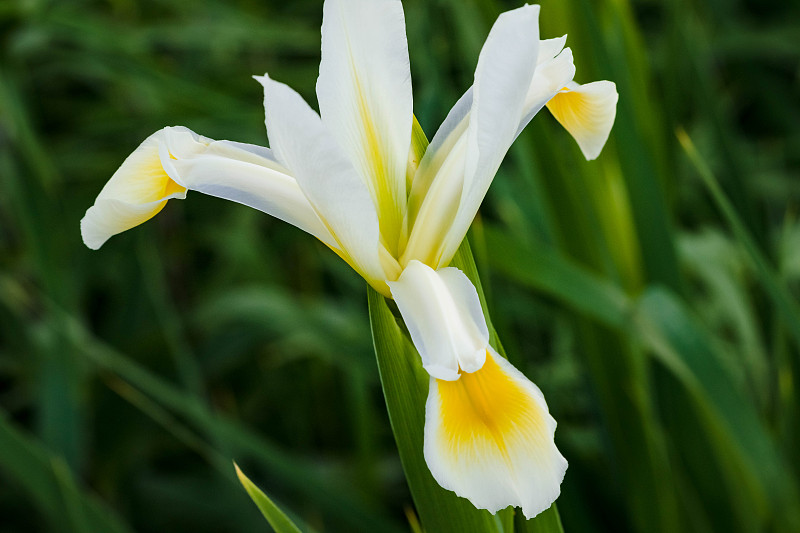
[424,348,568,519]
[547,80,619,160]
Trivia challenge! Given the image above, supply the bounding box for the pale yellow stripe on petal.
[424,348,567,519]
[81,128,194,250]
[354,74,404,253]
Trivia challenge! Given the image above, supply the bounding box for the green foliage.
[1,0,799,532]
[235,463,305,533]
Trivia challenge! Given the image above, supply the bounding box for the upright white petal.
[402,5,541,267]
[388,261,489,381]
[547,80,618,160]
[405,35,572,229]
[461,4,540,220]
[257,74,385,286]
[537,35,568,66]
[432,45,576,267]
[424,347,568,519]
[317,0,412,251]
[515,46,577,138]
[405,88,472,221]
[170,140,337,249]
[80,127,199,250]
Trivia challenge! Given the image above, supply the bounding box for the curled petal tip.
[252,73,271,87]
[80,127,205,249]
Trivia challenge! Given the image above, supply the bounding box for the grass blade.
[0,412,134,533]
[677,129,800,352]
[235,463,306,533]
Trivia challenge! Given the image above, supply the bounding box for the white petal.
[461,4,540,217]
[257,74,385,286]
[317,0,412,250]
[515,47,577,138]
[80,126,197,250]
[546,80,618,160]
[537,35,568,65]
[402,5,541,268]
[434,267,490,373]
[433,46,576,266]
[406,35,568,231]
[387,261,489,381]
[400,131,469,267]
[424,347,568,518]
[170,140,337,249]
[402,87,472,251]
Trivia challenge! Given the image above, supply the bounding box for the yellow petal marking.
[353,74,403,255]
[547,87,595,138]
[133,151,187,222]
[162,169,188,198]
[436,350,544,458]
[546,81,618,160]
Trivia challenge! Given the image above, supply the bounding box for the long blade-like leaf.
[234,463,306,533]
[0,413,134,533]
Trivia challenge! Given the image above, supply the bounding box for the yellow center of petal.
[123,149,187,204]
[547,89,591,131]
[162,172,188,198]
[353,74,404,256]
[436,351,543,455]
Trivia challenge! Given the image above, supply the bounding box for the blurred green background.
[1,0,799,531]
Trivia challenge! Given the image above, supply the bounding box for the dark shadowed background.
[1,0,799,531]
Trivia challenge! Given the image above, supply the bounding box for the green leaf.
[678,129,800,354]
[481,227,631,330]
[7,288,405,533]
[0,412,134,533]
[634,288,800,530]
[234,463,305,533]
[515,503,564,533]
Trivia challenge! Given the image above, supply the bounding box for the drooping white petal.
[257,74,385,286]
[317,0,412,251]
[80,126,199,250]
[424,347,568,518]
[546,80,619,160]
[402,5,541,267]
[388,261,489,381]
[81,126,341,252]
[170,140,337,249]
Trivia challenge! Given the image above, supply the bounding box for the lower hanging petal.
[423,347,567,519]
[546,80,618,160]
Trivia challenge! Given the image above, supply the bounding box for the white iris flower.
[81,0,617,518]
